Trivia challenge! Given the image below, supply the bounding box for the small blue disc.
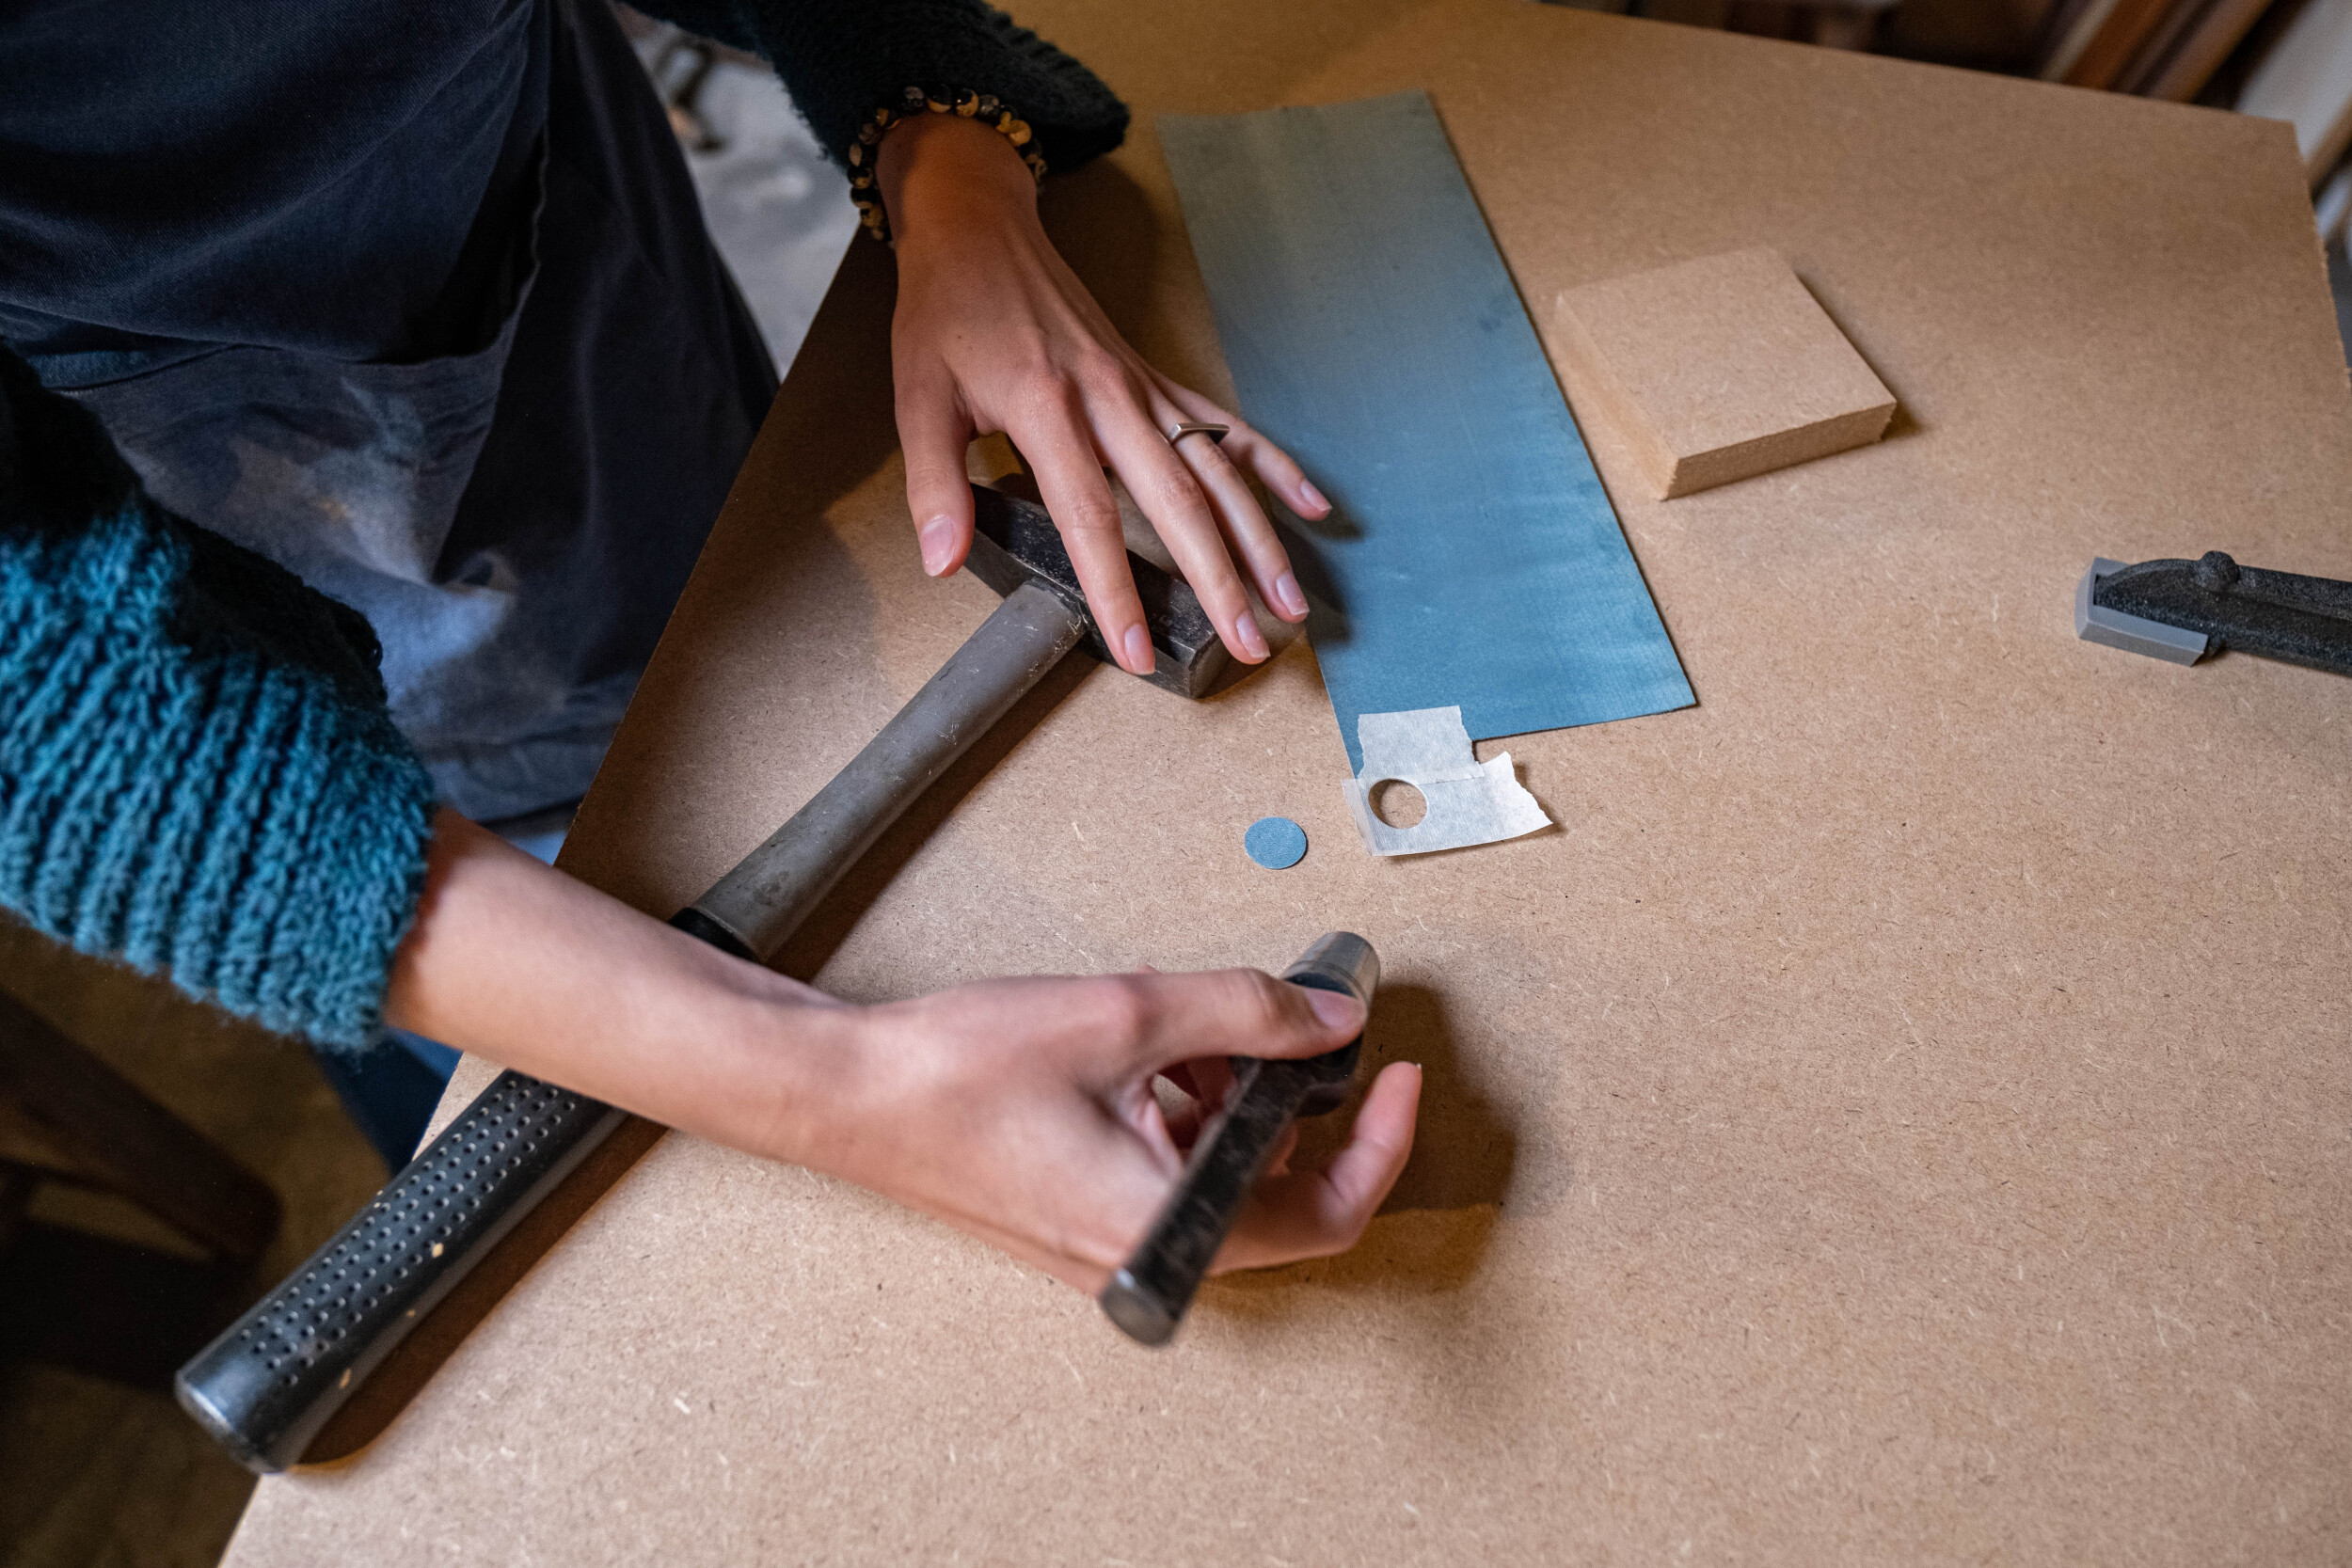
[1244,816,1309,870]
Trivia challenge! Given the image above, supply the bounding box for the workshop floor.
[0,50,849,1568]
[0,924,383,1568]
[629,28,860,373]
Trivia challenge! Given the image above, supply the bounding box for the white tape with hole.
[1341,706,1551,857]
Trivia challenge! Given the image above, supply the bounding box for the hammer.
[175,484,1232,1472]
[672,484,1228,958]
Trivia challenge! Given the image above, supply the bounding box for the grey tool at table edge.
[1100,930,1380,1347]
[2076,551,2352,674]
[176,484,1228,1473]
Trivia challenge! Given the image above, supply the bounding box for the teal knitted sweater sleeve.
[0,352,438,1050]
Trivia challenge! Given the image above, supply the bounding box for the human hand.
[877,113,1334,677]
[793,967,1422,1291]
[388,816,1417,1296]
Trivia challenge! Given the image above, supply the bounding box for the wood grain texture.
[228,7,2351,1564]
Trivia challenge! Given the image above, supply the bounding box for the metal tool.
[1100,931,1380,1347]
[176,484,1230,1473]
[675,486,1226,958]
[2075,551,2352,675]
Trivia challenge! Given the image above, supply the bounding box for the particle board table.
[226,5,2352,1562]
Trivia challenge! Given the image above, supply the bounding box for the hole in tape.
[1367,779,1427,829]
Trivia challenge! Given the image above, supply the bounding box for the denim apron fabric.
[38,0,776,823]
[6,0,776,1164]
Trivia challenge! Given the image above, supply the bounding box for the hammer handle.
[682,579,1088,959]
[175,1070,629,1471]
[177,580,1088,1473]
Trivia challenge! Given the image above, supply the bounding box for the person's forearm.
[382,810,849,1161]
[379,821,1412,1292]
[875,109,1037,246]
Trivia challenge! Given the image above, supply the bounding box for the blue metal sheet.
[1160,92,1692,769]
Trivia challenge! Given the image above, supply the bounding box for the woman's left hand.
[876,112,1330,678]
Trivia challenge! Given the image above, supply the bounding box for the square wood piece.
[1555,245,1897,499]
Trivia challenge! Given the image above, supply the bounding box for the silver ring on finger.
[1166,421,1230,447]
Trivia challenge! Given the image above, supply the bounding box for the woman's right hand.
[796,970,1422,1291]
[387,811,1421,1291]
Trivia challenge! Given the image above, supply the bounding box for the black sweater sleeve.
[628,0,1128,174]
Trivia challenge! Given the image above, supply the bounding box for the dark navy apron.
[32,0,776,824]
[3,0,776,1164]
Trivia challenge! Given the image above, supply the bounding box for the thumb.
[1120,968,1364,1077]
[897,375,976,577]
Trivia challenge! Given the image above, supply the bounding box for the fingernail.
[917,516,958,576]
[1121,623,1155,674]
[1296,479,1329,515]
[1274,572,1308,618]
[1303,988,1366,1032]
[1233,611,1269,661]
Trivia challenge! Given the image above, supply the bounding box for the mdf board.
[1552,245,1898,498]
[226,6,2352,1564]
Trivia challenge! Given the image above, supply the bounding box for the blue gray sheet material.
[1159,92,1693,770]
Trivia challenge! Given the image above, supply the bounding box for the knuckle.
[1189,437,1239,477]
[1017,363,1079,415]
[1072,349,1135,401]
[1148,462,1209,515]
[1054,499,1124,540]
[1227,968,1293,1037]
[902,454,963,489]
[1094,974,1154,1044]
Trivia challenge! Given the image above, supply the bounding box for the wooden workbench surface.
[229,4,2351,1561]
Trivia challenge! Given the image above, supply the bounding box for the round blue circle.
[1244,816,1309,870]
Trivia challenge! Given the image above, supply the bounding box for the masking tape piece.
[1342,706,1551,857]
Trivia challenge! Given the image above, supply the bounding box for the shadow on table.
[1219,981,1518,1306]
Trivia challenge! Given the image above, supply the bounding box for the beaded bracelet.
[847,86,1048,245]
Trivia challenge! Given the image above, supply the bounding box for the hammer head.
[962,483,1231,700]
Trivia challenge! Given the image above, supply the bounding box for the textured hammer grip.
[175,1072,628,1472]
